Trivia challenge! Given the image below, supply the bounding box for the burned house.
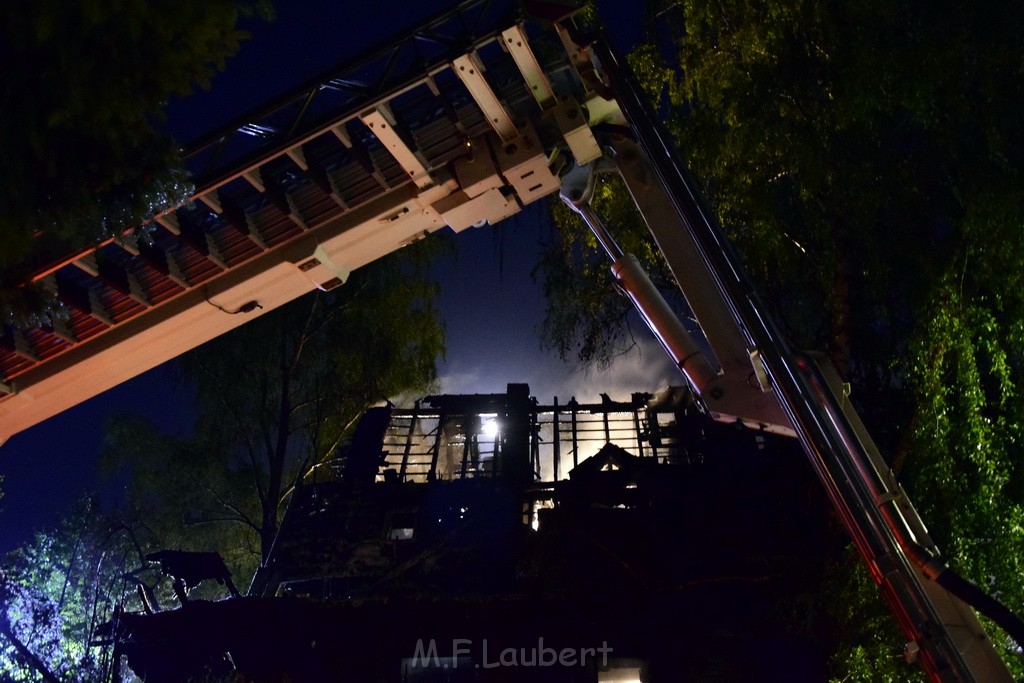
[110,385,834,681]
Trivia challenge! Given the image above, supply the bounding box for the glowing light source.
[481,418,499,439]
[598,665,643,683]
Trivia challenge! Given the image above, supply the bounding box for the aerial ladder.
[0,1,1020,679]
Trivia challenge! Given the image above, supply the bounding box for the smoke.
[430,333,681,406]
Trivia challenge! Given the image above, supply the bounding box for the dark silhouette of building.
[110,385,834,682]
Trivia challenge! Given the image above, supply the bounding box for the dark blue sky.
[0,1,675,554]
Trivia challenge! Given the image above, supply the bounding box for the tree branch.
[0,618,63,683]
[190,477,261,533]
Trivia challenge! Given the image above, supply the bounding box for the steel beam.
[452,53,518,142]
[0,6,565,443]
[500,25,555,108]
[610,137,789,433]
[360,104,433,189]
[0,183,448,442]
[594,34,1013,681]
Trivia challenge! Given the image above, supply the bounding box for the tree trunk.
[260,331,297,566]
[260,416,286,566]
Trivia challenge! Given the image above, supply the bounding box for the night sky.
[0,2,678,554]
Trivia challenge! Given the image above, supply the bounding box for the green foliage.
[823,548,925,682]
[104,240,446,579]
[0,0,271,326]
[105,414,266,584]
[535,175,678,367]
[631,0,1024,676]
[0,497,155,681]
[905,274,1024,674]
[645,0,1024,377]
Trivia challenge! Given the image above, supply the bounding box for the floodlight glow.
[481,418,499,439]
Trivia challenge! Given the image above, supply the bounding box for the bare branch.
[182,517,260,532]
[189,476,261,533]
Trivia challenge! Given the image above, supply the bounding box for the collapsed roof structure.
[108,385,833,682]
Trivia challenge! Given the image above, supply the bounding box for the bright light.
[598,668,642,683]
[481,418,499,439]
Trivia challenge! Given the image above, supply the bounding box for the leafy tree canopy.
[0,496,157,682]
[0,0,271,326]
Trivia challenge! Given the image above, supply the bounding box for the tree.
[534,174,682,368]
[638,0,1024,674]
[634,0,1024,433]
[0,496,155,682]
[104,240,445,578]
[538,0,1024,677]
[0,0,271,327]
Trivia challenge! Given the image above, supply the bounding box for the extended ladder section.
[0,2,1017,680]
[1,0,563,440]
[0,1,786,445]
